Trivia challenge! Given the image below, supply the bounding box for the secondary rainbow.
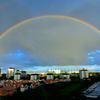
[0,0,21,11]
[0,15,100,39]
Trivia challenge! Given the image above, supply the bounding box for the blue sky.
[0,0,100,73]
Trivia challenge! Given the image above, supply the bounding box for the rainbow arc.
[0,15,100,39]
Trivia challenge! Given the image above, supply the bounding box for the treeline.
[1,78,98,100]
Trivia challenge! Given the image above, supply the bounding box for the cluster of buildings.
[0,67,90,80]
[0,67,71,80]
[0,76,70,97]
[0,67,97,97]
[0,79,43,96]
[0,67,72,97]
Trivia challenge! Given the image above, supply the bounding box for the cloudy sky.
[0,0,100,73]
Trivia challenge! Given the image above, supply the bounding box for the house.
[46,73,54,80]
[24,84,28,90]
[39,80,45,85]
[20,84,24,92]
[45,79,54,84]
[20,83,35,92]
[13,84,16,89]
[0,82,3,87]
[29,83,34,89]
[0,86,15,96]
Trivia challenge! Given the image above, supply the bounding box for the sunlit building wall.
[60,73,70,79]
[30,74,40,80]
[0,68,1,74]
[7,67,15,79]
[48,70,60,74]
[46,73,54,79]
[79,68,88,79]
[14,73,21,80]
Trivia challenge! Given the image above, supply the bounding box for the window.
[3,91,5,93]
[7,90,10,92]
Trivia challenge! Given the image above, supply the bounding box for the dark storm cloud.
[0,18,100,66]
[1,0,100,35]
[0,0,100,72]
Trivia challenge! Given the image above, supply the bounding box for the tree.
[9,76,14,80]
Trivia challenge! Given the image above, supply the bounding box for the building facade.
[14,73,21,80]
[0,86,15,96]
[79,68,89,79]
[48,70,60,74]
[60,73,70,79]
[46,73,54,80]
[20,70,27,78]
[30,74,40,80]
[0,68,1,74]
[7,67,15,79]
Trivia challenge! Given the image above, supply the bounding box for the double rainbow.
[0,0,21,11]
[0,15,100,39]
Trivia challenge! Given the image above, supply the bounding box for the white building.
[60,73,70,79]
[79,68,89,79]
[0,68,1,74]
[46,73,54,80]
[7,67,15,79]
[30,74,40,80]
[14,73,21,80]
[48,70,60,74]
[20,84,25,92]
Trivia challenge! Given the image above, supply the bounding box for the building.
[0,86,15,96]
[70,73,79,77]
[60,73,70,79]
[46,73,54,80]
[20,70,27,78]
[7,67,15,79]
[89,72,100,77]
[0,68,1,74]
[61,69,67,73]
[20,83,35,92]
[79,68,89,79]
[48,70,60,74]
[16,70,19,73]
[20,84,24,92]
[14,70,21,80]
[14,73,21,80]
[0,68,1,79]
[30,74,40,80]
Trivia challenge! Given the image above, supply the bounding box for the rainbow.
[0,15,100,39]
[87,0,100,8]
